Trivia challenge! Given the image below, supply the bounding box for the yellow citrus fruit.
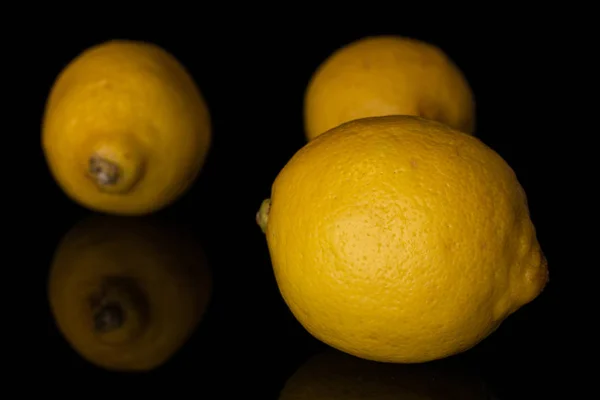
[304,35,475,140]
[257,115,548,363]
[48,215,212,371]
[42,40,211,215]
[279,349,491,399]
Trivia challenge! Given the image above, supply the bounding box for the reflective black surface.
[33,22,567,397]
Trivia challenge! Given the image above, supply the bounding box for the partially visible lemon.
[258,115,547,363]
[304,35,475,140]
[42,39,211,215]
[279,349,491,399]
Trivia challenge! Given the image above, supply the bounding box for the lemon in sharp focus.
[258,115,548,363]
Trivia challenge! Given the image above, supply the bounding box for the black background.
[29,18,568,398]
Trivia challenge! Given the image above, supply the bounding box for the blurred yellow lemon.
[279,349,491,399]
[48,215,212,371]
[304,35,475,140]
[257,115,547,363]
[42,40,211,215]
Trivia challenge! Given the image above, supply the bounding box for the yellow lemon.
[257,115,548,363]
[48,215,212,371]
[42,40,211,215]
[279,349,491,399]
[304,35,475,140]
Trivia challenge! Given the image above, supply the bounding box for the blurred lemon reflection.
[279,349,491,399]
[48,214,212,372]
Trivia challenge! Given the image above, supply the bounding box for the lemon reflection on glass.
[279,349,492,399]
[47,214,212,372]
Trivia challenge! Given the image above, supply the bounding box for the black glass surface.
[34,23,566,398]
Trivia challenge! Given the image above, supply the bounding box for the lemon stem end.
[256,199,271,233]
[89,154,121,187]
[93,302,125,333]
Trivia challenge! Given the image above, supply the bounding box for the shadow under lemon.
[47,214,212,372]
[279,349,492,399]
